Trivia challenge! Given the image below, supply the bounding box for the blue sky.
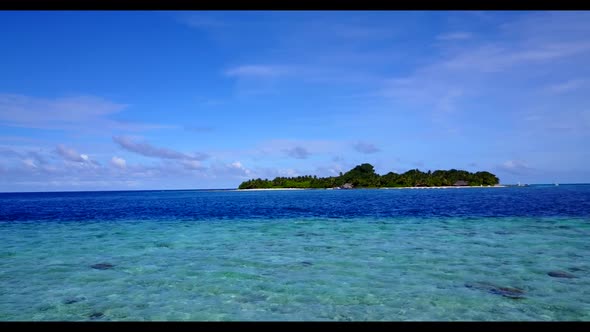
[1,11,589,191]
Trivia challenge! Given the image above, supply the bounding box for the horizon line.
[1,183,589,194]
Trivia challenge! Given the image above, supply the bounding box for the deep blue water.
[1,185,589,321]
[2,185,590,222]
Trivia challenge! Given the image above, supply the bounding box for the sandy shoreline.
[235,188,308,191]
[236,185,506,191]
[380,185,506,189]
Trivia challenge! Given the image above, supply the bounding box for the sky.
[0,11,589,191]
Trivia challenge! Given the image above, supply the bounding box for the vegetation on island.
[238,163,500,189]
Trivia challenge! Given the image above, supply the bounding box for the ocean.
[1,185,589,321]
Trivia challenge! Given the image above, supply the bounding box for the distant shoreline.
[238,163,502,190]
[236,185,507,191]
[379,185,506,189]
[235,188,308,191]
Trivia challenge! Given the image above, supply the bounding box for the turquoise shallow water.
[1,187,589,320]
[1,216,590,320]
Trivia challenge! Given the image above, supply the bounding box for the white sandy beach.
[236,185,506,191]
[235,188,309,191]
[379,185,506,190]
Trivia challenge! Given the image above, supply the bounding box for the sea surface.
[1,185,590,321]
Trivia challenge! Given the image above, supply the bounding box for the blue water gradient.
[1,185,589,320]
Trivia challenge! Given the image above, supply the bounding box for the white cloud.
[22,158,38,169]
[377,12,590,139]
[111,156,127,169]
[0,94,174,132]
[231,161,243,169]
[441,42,590,73]
[0,94,124,129]
[113,136,208,161]
[497,160,532,175]
[230,161,252,176]
[55,144,91,163]
[208,160,252,178]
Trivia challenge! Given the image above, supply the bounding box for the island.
[238,163,500,189]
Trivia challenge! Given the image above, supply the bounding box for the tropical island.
[238,163,500,189]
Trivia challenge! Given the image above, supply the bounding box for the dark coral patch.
[465,282,526,299]
[89,312,104,319]
[90,263,115,270]
[548,271,577,278]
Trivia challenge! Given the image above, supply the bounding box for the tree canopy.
[238,163,500,189]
